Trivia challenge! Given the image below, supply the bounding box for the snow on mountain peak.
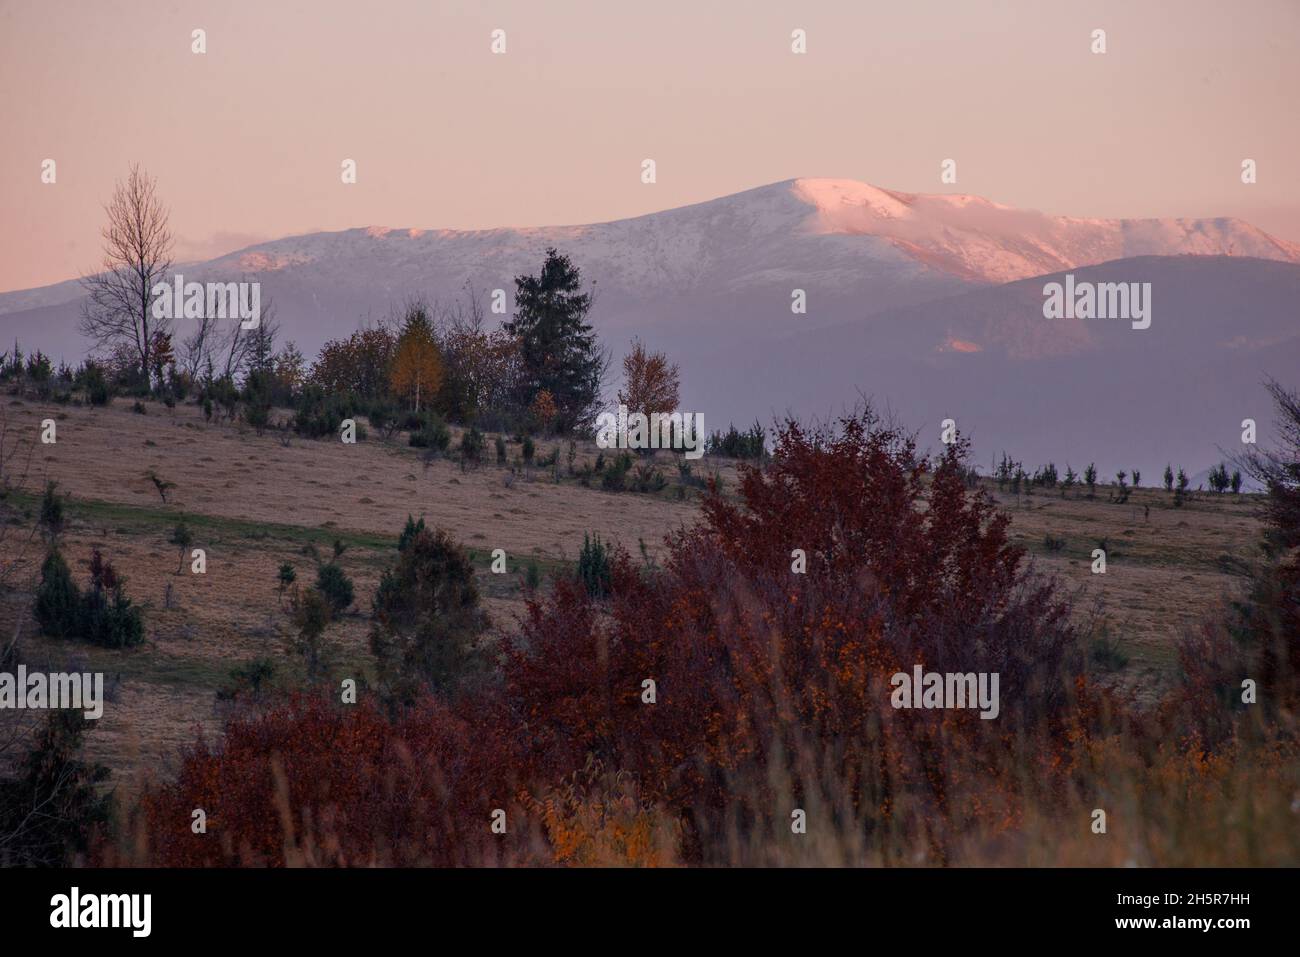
[793,178,917,222]
[786,178,1300,283]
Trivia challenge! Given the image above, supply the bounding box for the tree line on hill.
[2,243,608,438]
[991,453,1241,506]
[3,165,700,445]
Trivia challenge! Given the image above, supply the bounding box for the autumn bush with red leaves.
[497,412,1093,860]
[134,694,540,866]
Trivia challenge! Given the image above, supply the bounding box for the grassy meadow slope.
[0,395,709,790]
[0,393,1265,795]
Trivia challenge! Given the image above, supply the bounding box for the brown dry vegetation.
[0,395,1266,798]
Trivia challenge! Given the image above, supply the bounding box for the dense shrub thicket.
[35,548,144,648]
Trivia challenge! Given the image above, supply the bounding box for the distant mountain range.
[3,178,1297,479]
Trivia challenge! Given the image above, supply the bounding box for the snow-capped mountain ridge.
[3,178,1296,318]
[200,176,1298,287]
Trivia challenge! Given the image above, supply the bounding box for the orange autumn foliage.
[618,339,679,417]
[390,310,443,412]
[529,388,558,431]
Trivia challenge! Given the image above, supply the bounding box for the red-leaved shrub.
[135,695,534,866]
[498,413,1092,859]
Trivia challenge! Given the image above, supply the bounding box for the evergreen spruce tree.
[506,248,604,433]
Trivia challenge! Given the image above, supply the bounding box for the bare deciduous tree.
[181,313,217,380]
[181,294,274,385]
[246,300,280,375]
[79,164,173,386]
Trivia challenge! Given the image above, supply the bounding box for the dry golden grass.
[988,482,1261,700]
[0,395,1267,791]
[8,396,708,562]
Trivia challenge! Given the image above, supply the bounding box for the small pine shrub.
[577,533,613,598]
[398,515,427,551]
[83,364,111,406]
[244,401,270,434]
[602,453,633,492]
[316,563,354,618]
[217,658,277,702]
[1089,633,1130,672]
[632,463,667,493]
[277,562,296,602]
[293,386,353,439]
[366,399,401,441]
[170,521,194,573]
[1208,463,1231,494]
[409,416,451,452]
[460,427,485,465]
[81,550,145,648]
[39,480,64,540]
[34,549,80,638]
[289,587,333,679]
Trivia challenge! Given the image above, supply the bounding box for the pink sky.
[1,0,1297,292]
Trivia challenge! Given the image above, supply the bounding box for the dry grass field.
[0,394,1265,795]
